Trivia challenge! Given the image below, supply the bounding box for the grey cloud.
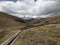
[0,0,60,19]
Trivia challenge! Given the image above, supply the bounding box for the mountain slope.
[0,12,60,45]
[14,15,60,45]
[0,12,25,44]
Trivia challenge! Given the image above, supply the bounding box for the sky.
[0,0,17,2]
[0,0,60,19]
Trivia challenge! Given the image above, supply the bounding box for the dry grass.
[14,15,60,45]
[0,12,25,44]
[14,24,60,45]
[0,12,60,45]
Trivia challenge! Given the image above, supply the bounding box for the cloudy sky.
[0,0,60,19]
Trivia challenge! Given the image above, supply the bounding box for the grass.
[0,12,25,44]
[0,12,60,45]
[14,24,60,45]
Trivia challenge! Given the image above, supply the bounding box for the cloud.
[0,0,60,19]
[0,0,17,2]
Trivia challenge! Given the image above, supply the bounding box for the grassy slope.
[14,15,60,45]
[0,12,60,45]
[0,12,25,44]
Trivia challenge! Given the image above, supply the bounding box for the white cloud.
[0,0,60,19]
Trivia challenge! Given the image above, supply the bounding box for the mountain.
[0,12,60,45]
[28,15,60,26]
[0,12,25,44]
[14,15,60,45]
